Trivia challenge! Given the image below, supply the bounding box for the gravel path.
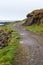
[13,22,43,65]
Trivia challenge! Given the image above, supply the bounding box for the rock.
[0,30,11,49]
[23,9,43,26]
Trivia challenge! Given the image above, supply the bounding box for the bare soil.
[13,22,43,65]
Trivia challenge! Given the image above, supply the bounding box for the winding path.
[13,22,43,65]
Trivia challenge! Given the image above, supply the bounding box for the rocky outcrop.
[0,30,13,49]
[23,9,43,25]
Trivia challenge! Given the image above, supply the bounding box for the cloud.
[0,0,43,20]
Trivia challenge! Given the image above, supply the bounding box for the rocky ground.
[0,30,13,49]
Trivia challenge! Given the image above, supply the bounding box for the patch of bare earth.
[13,23,43,65]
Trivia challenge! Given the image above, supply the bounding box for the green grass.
[25,24,43,36]
[0,24,20,65]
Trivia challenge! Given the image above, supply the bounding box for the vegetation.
[0,24,20,65]
[25,24,43,36]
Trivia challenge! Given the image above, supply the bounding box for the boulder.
[0,30,12,49]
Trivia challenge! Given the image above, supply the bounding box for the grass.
[0,24,20,65]
[25,24,43,36]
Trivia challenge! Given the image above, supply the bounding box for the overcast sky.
[0,0,43,20]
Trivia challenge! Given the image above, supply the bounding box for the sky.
[0,0,43,20]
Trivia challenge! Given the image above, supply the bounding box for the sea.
[0,24,4,26]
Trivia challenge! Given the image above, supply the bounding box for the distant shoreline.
[0,22,12,26]
[0,24,4,26]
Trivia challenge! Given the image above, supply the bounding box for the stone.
[23,9,43,26]
[0,30,11,49]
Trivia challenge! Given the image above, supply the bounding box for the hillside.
[23,9,43,25]
[0,24,20,65]
[23,9,43,36]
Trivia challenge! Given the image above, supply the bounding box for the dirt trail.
[13,22,43,65]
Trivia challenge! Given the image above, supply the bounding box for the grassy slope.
[25,24,43,36]
[0,24,20,65]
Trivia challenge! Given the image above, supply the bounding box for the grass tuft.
[25,24,43,36]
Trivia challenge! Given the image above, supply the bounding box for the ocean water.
[0,24,4,26]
